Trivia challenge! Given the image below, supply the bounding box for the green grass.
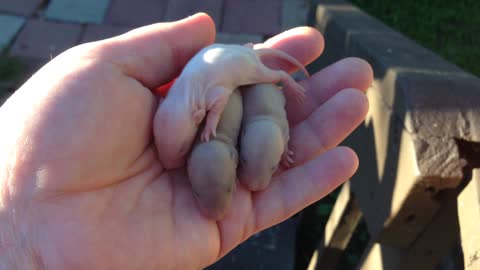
[350,0,480,76]
[0,52,24,82]
[0,52,25,104]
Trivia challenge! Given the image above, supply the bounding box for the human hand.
[0,13,372,270]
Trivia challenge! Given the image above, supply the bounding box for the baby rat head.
[238,120,284,191]
[187,140,237,220]
[154,99,201,169]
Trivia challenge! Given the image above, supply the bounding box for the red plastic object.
[153,78,177,97]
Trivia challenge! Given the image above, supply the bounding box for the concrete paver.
[10,19,82,61]
[105,0,167,27]
[45,0,110,24]
[0,0,42,16]
[281,0,308,31]
[215,32,263,44]
[222,0,281,35]
[80,24,132,43]
[0,14,26,49]
[164,0,223,28]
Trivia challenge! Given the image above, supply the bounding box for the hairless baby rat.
[187,89,243,220]
[154,43,309,169]
[238,83,292,191]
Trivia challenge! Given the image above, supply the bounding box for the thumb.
[89,13,216,88]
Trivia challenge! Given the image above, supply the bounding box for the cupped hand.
[0,13,372,270]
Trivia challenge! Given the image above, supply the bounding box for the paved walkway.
[0,0,308,64]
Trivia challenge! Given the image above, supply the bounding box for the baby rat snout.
[238,163,272,191]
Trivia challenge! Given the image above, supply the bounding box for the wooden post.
[402,194,461,269]
[312,1,480,269]
[458,169,480,270]
[307,182,362,270]
[356,241,406,270]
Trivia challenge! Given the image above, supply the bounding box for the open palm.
[0,13,372,270]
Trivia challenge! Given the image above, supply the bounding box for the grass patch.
[0,52,24,82]
[349,0,480,76]
[0,52,26,105]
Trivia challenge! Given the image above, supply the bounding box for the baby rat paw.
[200,125,217,142]
[285,82,307,103]
[280,148,294,168]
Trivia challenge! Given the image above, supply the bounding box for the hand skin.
[0,13,372,270]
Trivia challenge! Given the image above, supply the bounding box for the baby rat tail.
[254,48,310,78]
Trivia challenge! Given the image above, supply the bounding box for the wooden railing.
[303,1,480,269]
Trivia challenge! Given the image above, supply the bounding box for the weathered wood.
[344,81,464,248]
[401,193,460,269]
[356,188,462,270]
[458,169,480,270]
[356,241,406,270]
[307,182,362,270]
[315,0,480,249]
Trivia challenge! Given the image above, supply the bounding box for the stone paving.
[0,0,308,64]
[0,14,25,49]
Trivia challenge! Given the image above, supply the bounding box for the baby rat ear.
[192,108,206,125]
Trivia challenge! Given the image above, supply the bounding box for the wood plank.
[356,241,406,270]
[458,169,480,270]
[401,194,460,269]
[308,182,362,270]
[347,85,438,246]
[346,78,465,248]
[354,169,467,270]
[316,0,480,249]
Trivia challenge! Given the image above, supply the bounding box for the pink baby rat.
[154,43,309,169]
